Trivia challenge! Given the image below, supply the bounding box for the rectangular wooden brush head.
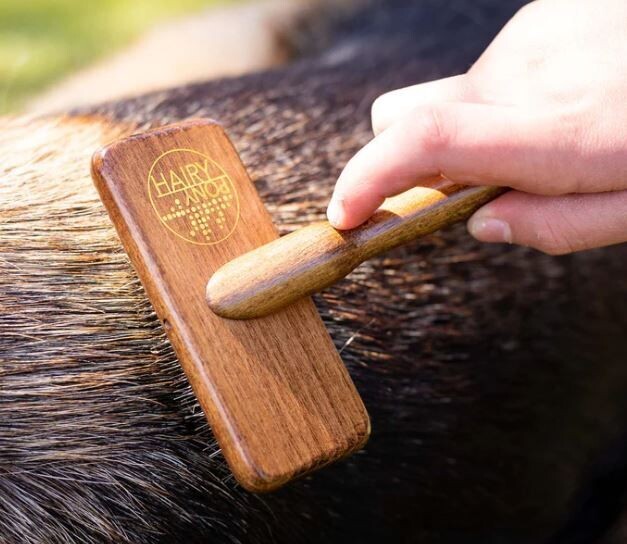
[91,119,370,492]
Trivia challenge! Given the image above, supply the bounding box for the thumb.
[467,189,627,255]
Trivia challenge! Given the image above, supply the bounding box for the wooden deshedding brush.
[92,119,503,492]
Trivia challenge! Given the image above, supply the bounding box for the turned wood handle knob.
[207,182,506,319]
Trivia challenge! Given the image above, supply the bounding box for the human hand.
[327,0,627,254]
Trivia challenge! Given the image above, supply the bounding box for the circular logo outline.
[147,147,240,246]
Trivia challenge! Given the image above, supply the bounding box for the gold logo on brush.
[148,148,240,245]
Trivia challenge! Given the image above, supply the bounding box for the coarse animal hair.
[1,1,627,543]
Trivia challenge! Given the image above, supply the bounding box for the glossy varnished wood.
[91,119,370,492]
[207,182,506,319]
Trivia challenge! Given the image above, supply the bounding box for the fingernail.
[467,216,512,244]
[327,196,345,228]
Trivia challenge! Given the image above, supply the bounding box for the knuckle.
[418,105,452,154]
[534,214,578,255]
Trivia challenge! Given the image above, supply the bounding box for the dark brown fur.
[2,1,627,543]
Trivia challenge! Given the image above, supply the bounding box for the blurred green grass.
[0,0,238,113]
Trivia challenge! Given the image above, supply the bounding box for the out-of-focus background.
[0,0,242,113]
[7,0,328,116]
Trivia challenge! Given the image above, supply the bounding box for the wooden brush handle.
[207,182,506,319]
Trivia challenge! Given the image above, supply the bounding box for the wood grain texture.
[207,182,506,319]
[91,119,369,492]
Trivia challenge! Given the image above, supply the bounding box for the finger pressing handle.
[207,182,506,319]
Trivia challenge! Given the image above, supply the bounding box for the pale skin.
[327,0,627,255]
